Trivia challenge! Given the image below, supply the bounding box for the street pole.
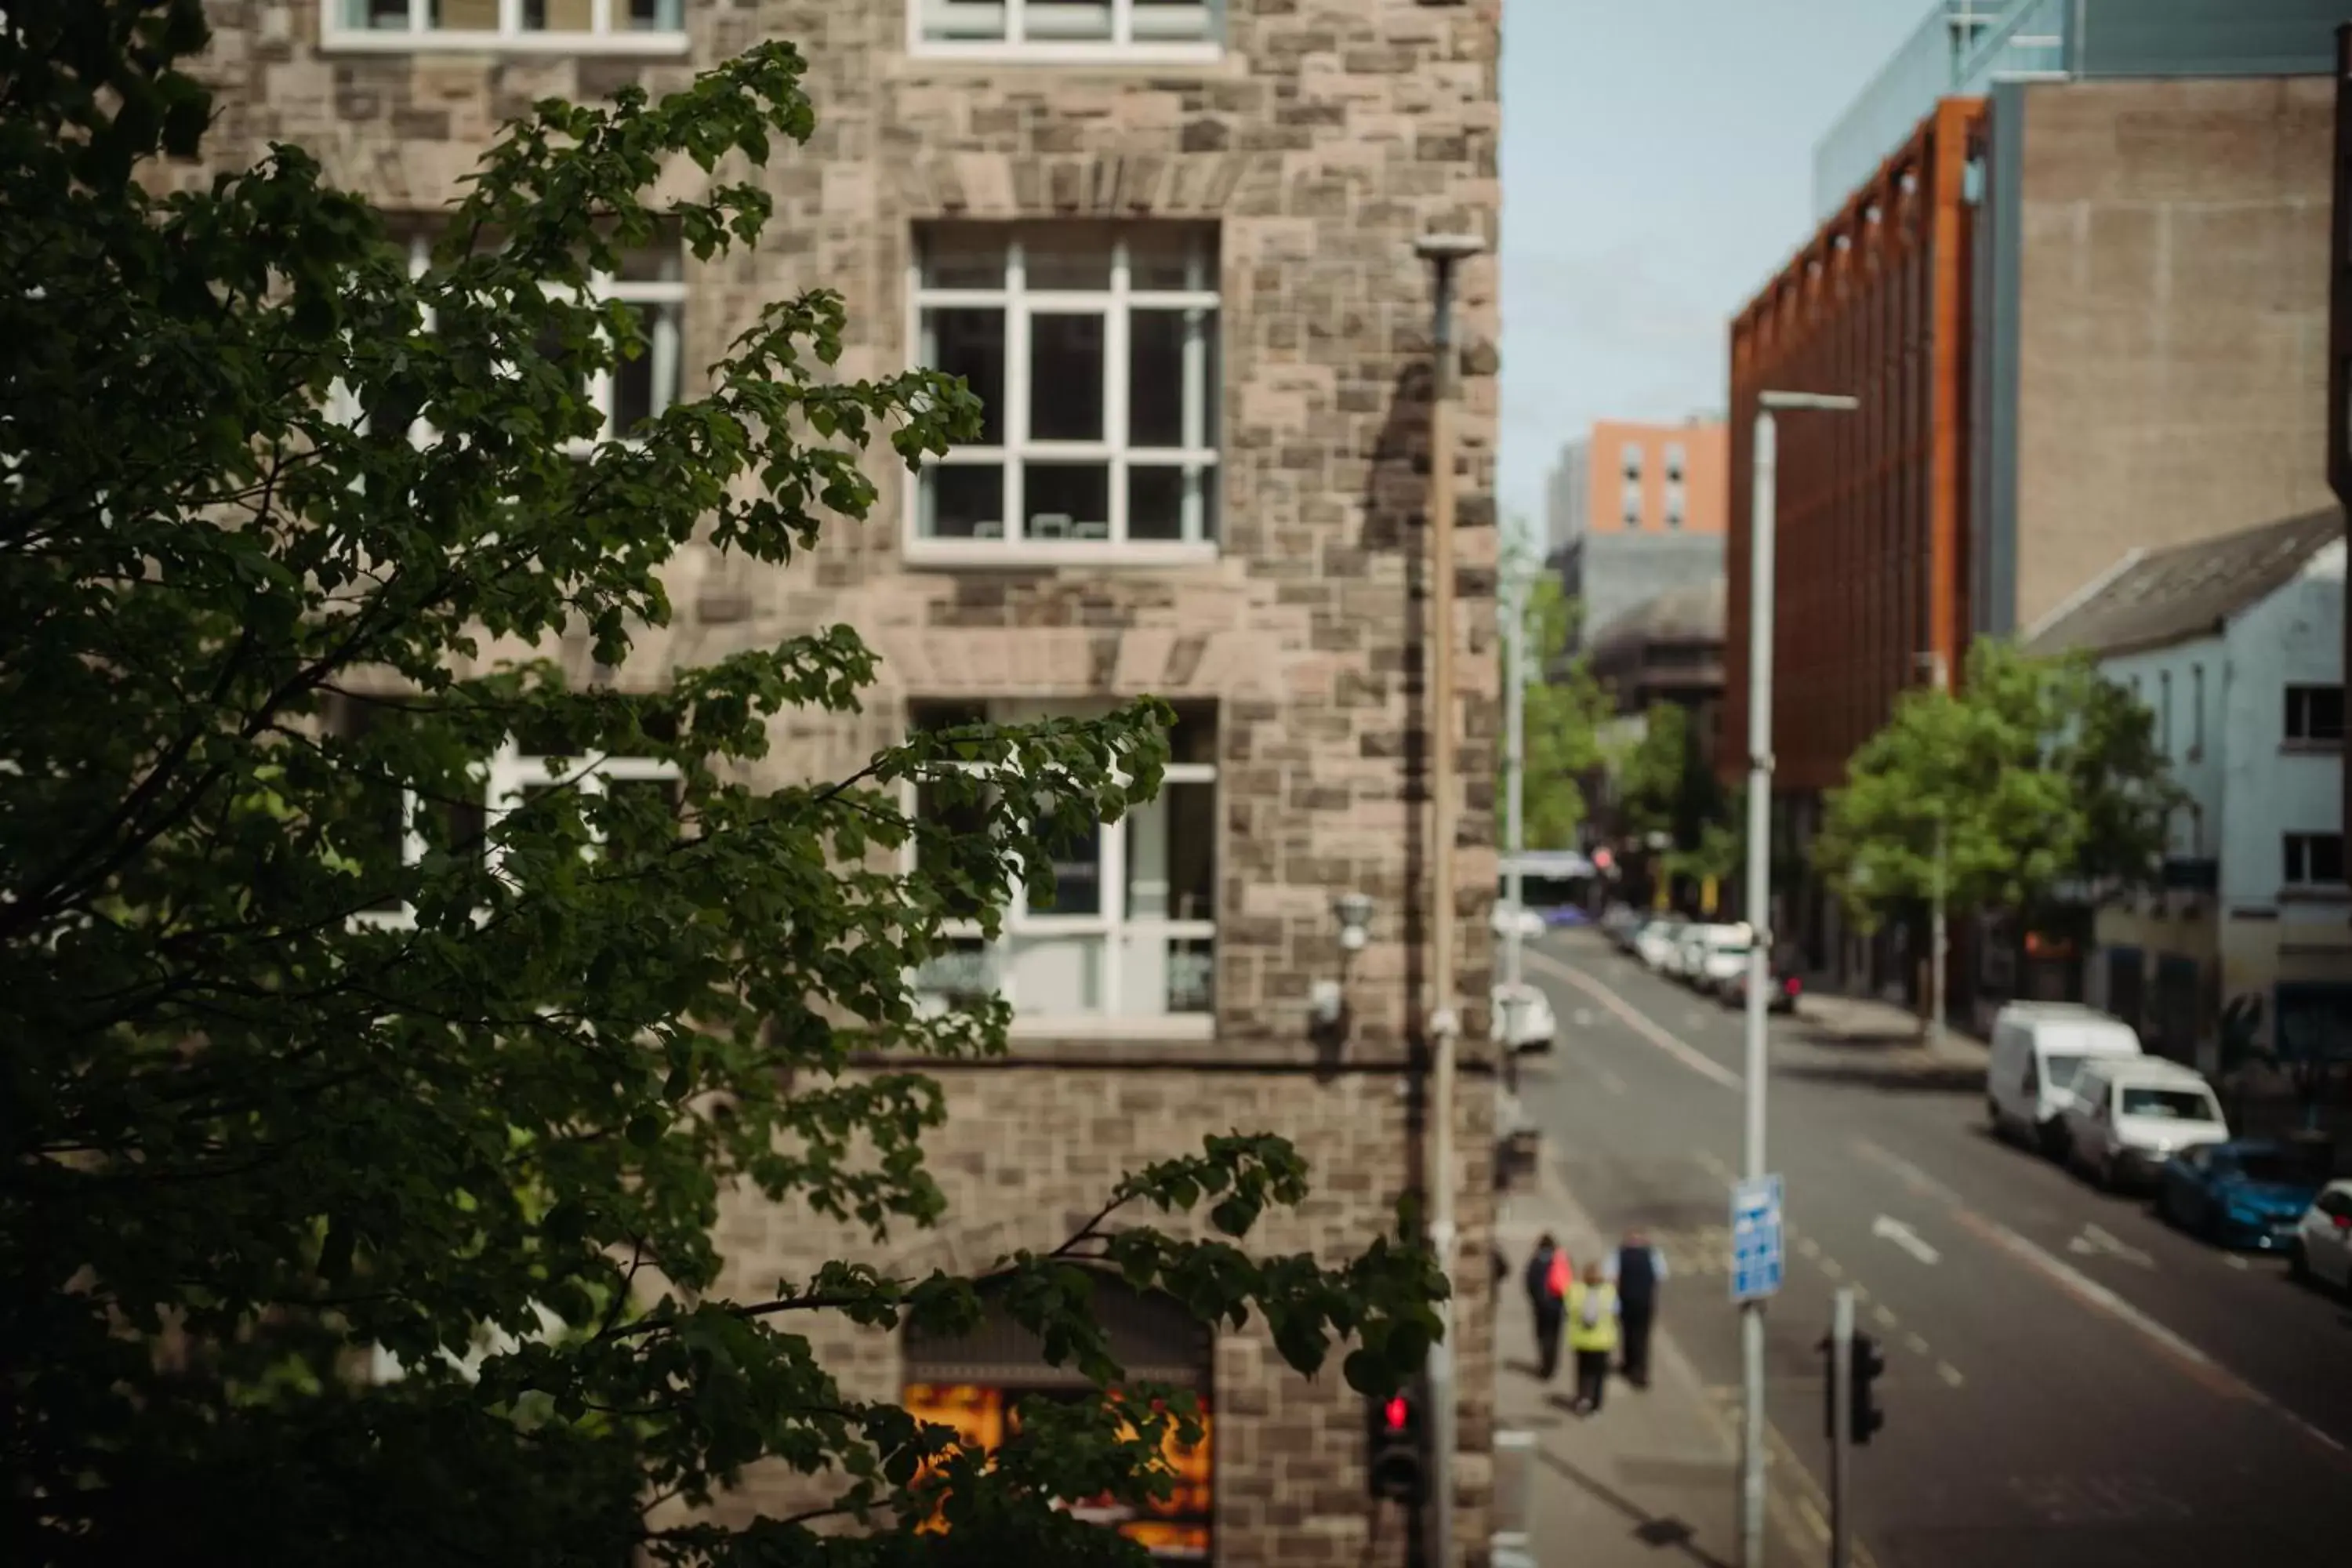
[1738,407,1778,1568]
[1505,567,1526,1000]
[1416,230,1483,1568]
[1831,1287,1855,1568]
[1743,390,1856,1568]
[1918,652,1950,1051]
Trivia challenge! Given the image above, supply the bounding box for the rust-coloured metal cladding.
[1724,98,1986,795]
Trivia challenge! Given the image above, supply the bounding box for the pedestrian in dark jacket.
[1523,1232,1569,1381]
[1604,1227,1668,1388]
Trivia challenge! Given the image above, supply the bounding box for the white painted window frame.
[485,740,683,884]
[320,0,690,55]
[907,0,1222,64]
[903,725,1216,1030]
[906,227,1220,569]
[343,735,678,931]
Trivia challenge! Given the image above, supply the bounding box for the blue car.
[2156,1139,2328,1250]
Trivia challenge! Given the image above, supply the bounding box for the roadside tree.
[0,6,1441,1563]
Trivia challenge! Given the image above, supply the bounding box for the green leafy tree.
[1813,641,2180,932]
[1505,572,1611,851]
[1,6,1443,1563]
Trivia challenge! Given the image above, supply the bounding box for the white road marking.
[1526,950,1743,1091]
[1873,1304,1901,1330]
[1591,1062,1628,1097]
[1871,1214,1943,1266]
[2067,1223,2154,1269]
[1570,1007,1596,1029]
[2225,1255,2250,1272]
[1901,1330,1929,1356]
[1851,1136,2351,1462]
[1796,1235,1821,1259]
[1819,1257,1846,1279]
[1937,1360,1965,1388]
[1693,1148,1735,1182]
[1796,1496,1831,1544]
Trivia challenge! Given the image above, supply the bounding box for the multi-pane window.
[1620,442,1643,481]
[914,0,1219,53]
[911,223,1220,556]
[336,232,684,451]
[330,0,686,44]
[324,695,677,929]
[2284,832,2347,888]
[907,701,1217,1022]
[1619,478,1642,529]
[2158,670,2172,756]
[1663,441,1686,483]
[2285,684,2346,745]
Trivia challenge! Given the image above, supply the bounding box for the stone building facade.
[191,2,1503,1563]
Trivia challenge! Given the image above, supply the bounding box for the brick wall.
[191,2,1501,1559]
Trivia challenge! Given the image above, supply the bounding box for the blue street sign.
[1730,1174,1785,1303]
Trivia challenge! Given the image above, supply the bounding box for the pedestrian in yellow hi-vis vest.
[1566,1262,1621,1415]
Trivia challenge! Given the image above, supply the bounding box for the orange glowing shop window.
[902,1383,1212,1560]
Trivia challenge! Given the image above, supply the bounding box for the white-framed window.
[336,231,684,452]
[911,0,1221,60]
[2285,684,2346,746]
[325,695,679,929]
[1663,485,1685,531]
[1664,441,1686,483]
[906,700,1217,1030]
[908,222,1220,566]
[323,0,688,53]
[485,739,683,884]
[1620,442,1643,481]
[561,245,687,448]
[1619,477,1642,529]
[2158,669,2172,756]
[2283,832,2347,889]
[2190,663,2205,752]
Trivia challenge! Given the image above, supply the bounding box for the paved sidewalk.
[1491,1164,1822,1568]
[1795,991,1986,1063]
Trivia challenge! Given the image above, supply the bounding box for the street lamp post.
[1740,389,1857,1568]
[1504,564,1528,1001]
[1414,229,1483,1568]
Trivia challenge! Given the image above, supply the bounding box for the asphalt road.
[1511,930,2352,1568]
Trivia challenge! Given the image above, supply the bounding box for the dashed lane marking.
[1526,949,1744,1091]
[1938,1361,1965,1388]
[1872,1303,1900,1330]
[1902,1330,1929,1356]
[1796,1496,1831,1544]
[1853,1135,2352,1465]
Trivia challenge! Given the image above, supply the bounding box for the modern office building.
[1726,0,2345,989]
[194,2,1503,1560]
[1547,417,1726,645]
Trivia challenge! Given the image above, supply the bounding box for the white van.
[2060,1058,2230,1189]
[1985,1002,2144,1159]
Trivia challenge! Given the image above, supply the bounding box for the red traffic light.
[1383,1395,1410,1432]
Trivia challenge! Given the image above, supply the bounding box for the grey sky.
[1497,0,1929,529]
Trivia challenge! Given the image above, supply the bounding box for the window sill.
[1008,1013,1216,1042]
[903,538,1220,572]
[2280,885,2352,905]
[318,28,691,57]
[906,41,1224,67]
[2281,740,2345,756]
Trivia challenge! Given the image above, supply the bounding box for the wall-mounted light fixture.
[1312,893,1377,1029]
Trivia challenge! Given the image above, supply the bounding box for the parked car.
[1491,981,1557,1054]
[1687,924,1753,993]
[1717,964,1802,1015]
[1489,902,1546,940]
[2156,1138,2329,1250]
[1601,904,1644,949]
[2060,1058,2230,1190]
[1984,1001,2144,1160]
[2291,1179,2352,1291]
[1633,920,1686,973]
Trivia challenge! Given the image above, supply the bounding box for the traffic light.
[1849,1331,1886,1446]
[1365,1385,1428,1504]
